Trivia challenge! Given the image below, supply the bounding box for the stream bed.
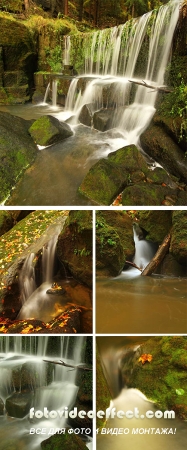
[0,104,127,206]
[96,273,187,334]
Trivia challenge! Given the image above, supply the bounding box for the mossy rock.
[170,210,187,264]
[29,115,73,146]
[122,336,187,419]
[0,211,14,236]
[56,211,92,288]
[79,145,149,205]
[122,183,168,206]
[140,124,187,183]
[0,112,37,203]
[41,432,88,450]
[96,210,134,276]
[136,210,172,243]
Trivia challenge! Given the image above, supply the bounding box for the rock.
[56,211,92,288]
[0,112,37,203]
[41,432,88,450]
[122,183,174,206]
[136,211,172,243]
[79,144,151,205]
[93,108,114,131]
[0,16,37,103]
[78,104,93,127]
[0,211,14,237]
[170,210,187,265]
[122,336,187,420]
[159,253,186,277]
[5,392,33,418]
[140,124,187,183]
[96,210,134,277]
[153,114,187,153]
[29,115,73,146]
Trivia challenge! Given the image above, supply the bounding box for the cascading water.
[0,336,89,449]
[64,35,71,66]
[64,0,179,147]
[17,224,63,321]
[132,224,157,271]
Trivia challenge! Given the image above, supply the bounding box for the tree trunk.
[141,231,171,276]
[24,0,29,10]
[64,0,68,15]
[79,0,84,21]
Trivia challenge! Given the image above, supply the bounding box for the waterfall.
[17,225,62,321]
[63,35,71,66]
[64,0,179,146]
[133,225,156,270]
[0,336,87,449]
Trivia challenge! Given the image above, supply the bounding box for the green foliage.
[160,77,187,143]
[107,238,116,246]
[45,45,62,72]
[176,388,185,396]
[74,248,91,256]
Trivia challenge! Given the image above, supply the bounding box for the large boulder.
[96,210,134,277]
[93,108,113,131]
[136,211,172,243]
[170,210,187,264]
[0,16,37,103]
[122,336,187,419]
[140,124,187,183]
[79,143,184,205]
[56,211,92,288]
[29,115,73,146]
[0,112,37,203]
[5,392,33,418]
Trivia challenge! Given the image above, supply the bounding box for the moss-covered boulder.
[0,112,38,203]
[122,183,173,206]
[136,210,172,243]
[140,124,187,183]
[29,115,73,146]
[170,210,187,264]
[96,211,134,277]
[79,145,149,205]
[122,336,187,419]
[0,15,37,103]
[56,211,92,288]
[41,432,88,450]
[0,211,14,236]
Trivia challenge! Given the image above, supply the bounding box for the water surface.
[96,272,187,333]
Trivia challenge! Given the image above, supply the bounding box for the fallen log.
[141,231,171,276]
[128,79,173,93]
[43,359,92,371]
[125,260,142,272]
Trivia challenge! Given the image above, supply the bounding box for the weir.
[51,0,179,147]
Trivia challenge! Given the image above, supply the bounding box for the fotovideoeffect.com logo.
[29,407,175,420]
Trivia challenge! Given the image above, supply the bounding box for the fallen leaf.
[138,353,153,364]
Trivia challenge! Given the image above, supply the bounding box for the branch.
[128,79,173,93]
[43,359,92,371]
[125,260,142,272]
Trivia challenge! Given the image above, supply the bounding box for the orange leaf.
[138,353,153,364]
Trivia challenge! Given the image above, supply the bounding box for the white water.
[61,0,179,148]
[0,336,87,449]
[133,227,156,271]
[64,35,71,66]
[17,224,62,321]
